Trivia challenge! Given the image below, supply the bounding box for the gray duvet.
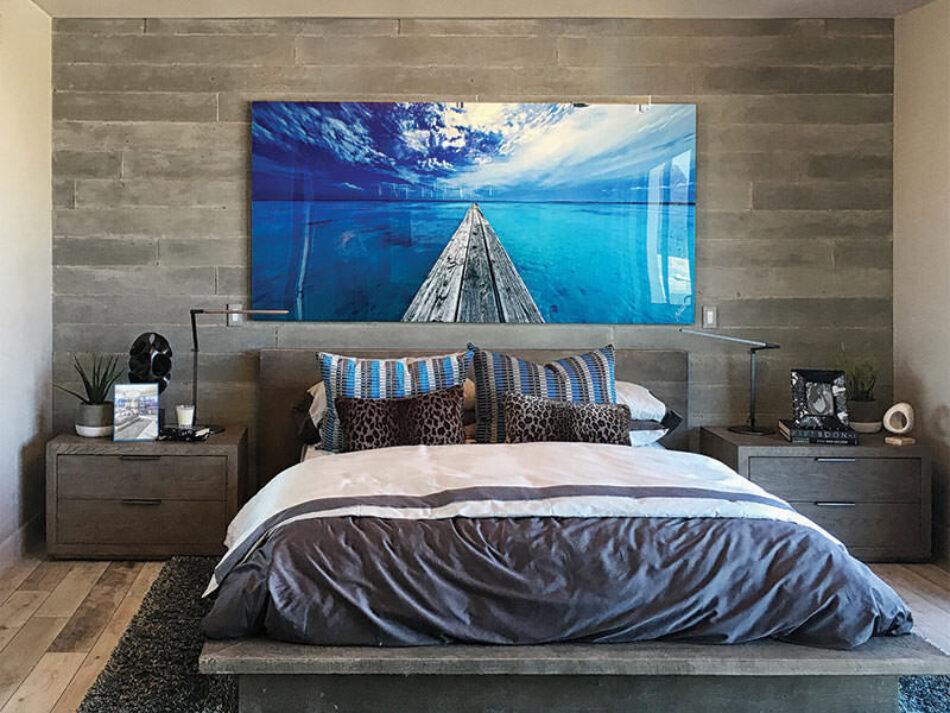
[202,513,911,650]
[201,443,912,650]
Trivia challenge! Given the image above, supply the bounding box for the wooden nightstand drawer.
[57,498,228,547]
[46,427,248,558]
[748,457,921,503]
[699,427,932,562]
[793,502,923,560]
[57,454,227,501]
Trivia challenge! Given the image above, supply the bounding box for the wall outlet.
[227,303,244,326]
[702,305,717,328]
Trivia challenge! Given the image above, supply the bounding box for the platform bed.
[199,635,950,713]
[201,348,950,712]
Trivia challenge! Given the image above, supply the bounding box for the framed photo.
[790,369,850,430]
[113,383,160,441]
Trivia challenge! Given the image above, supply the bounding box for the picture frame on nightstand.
[113,383,159,441]
[790,369,850,430]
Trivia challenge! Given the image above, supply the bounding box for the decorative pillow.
[335,385,466,452]
[293,377,475,446]
[470,345,617,443]
[502,394,631,446]
[318,349,473,453]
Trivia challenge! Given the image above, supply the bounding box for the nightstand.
[46,426,248,558]
[699,426,932,562]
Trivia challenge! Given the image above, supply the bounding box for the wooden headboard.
[258,348,689,486]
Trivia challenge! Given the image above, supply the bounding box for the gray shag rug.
[79,557,949,713]
[78,557,235,713]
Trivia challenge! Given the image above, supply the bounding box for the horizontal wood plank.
[0,592,49,652]
[48,562,142,654]
[33,563,109,619]
[57,454,227,500]
[57,499,227,547]
[0,652,85,713]
[749,456,921,502]
[793,503,924,560]
[17,561,73,594]
[200,634,950,677]
[0,616,70,708]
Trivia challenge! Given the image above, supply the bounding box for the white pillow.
[615,381,667,422]
[615,380,670,446]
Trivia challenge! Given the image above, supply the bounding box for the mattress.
[203,442,912,649]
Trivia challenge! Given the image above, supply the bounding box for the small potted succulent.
[56,354,123,437]
[842,356,881,433]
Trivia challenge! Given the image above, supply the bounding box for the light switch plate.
[702,305,717,329]
[227,303,244,326]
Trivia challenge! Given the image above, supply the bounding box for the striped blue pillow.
[317,350,473,453]
[471,345,617,444]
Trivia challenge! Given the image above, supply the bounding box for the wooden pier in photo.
[402,203,544,324]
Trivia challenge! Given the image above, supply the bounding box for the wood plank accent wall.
[50,18,894,451]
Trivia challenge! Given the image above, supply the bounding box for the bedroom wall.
[894,0,950,565]
[0,0,52,561]
[50,18,894,461]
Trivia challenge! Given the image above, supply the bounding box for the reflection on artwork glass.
[251,101,696,324]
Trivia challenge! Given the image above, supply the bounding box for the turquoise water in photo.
[252,200,694,324]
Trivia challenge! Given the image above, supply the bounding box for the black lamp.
[189,307,289,433]
[680,328,781,436]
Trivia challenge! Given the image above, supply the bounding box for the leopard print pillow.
[502,393,631,446]
[335,385,466,452]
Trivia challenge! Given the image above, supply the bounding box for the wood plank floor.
[0,560,946,712]
[0,559,162,712]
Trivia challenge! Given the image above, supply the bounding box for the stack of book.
[778,419,859,445]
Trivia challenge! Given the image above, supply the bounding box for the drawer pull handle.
[814,501,857,508]
[815,458,857,463]
[118,455,161,462]
[120,498,162,506]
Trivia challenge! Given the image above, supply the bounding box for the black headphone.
[128,332,173,394]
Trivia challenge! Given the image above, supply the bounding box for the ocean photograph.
[251,101,696,324]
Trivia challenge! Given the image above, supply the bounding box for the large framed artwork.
[251,101,695,324]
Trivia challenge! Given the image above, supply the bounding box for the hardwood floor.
[0,559,946,712]
[0,559,162,712]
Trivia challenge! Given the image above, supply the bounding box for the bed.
[199,347,950,713]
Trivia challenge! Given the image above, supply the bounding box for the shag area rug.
[79,557,949,713]
[78,557,235,713]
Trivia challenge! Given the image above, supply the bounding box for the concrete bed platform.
[200,634,950,713]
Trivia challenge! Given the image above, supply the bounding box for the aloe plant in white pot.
[55,354,123,437]
[842,356,881,434]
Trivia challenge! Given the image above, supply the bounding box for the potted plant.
[841,356,880,433]
[56,354,123,437]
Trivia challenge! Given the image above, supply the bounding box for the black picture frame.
[791,369,850,430]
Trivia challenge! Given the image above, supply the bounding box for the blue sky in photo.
[251,102,696,205]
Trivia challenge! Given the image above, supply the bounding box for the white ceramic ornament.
[883,402,915,435]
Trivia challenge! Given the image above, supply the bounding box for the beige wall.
[0,0,52,560]
[894,0,950,564]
